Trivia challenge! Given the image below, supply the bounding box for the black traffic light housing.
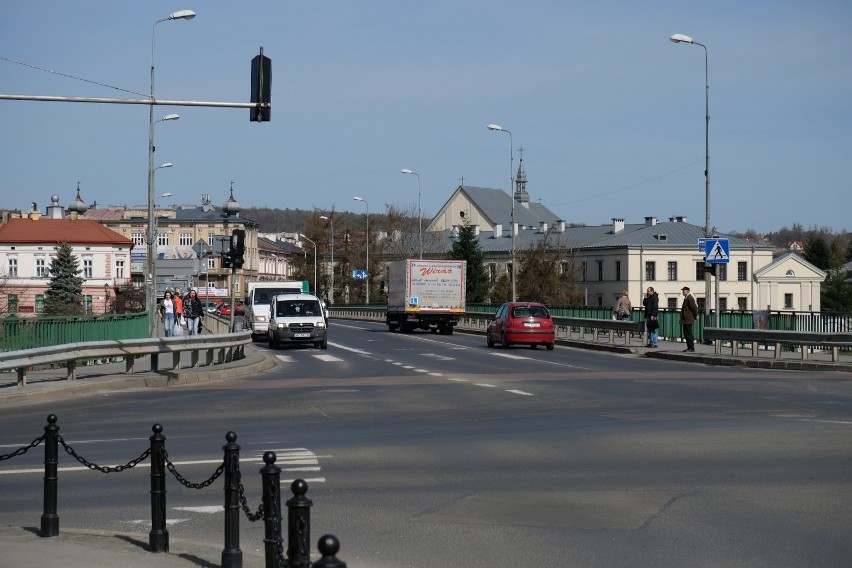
[221,251,233,269]
[703,260,716,277]
[229,229,246,269]
[250,47,271,122]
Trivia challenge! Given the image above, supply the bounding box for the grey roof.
[173,205,258,226]
[458,186,561,228]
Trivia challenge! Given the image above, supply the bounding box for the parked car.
[201,301,219,313]
[216,303,232,317]
[486,302,555,350]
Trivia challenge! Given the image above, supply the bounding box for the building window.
[83,259,93,278]
[615,261,621,281]
[697,297,706,313]
[738,261,748,282]
[7,294,18,314]
[667,297,677,310]
[719,297,727,311]
[581,261,587,282]
[208,258,216,270]
[7,257,17,277]
[784,293,793,309]
[157,232,169,247]
[180,232,193,246]
[35,257,48,277]
[488,263,497,283]
[667,261,677,281]
[208,233,215,247]
[737,297,747,311]
[695,262,705,281]
[717,263,727,281]
[596,261,603,281]
[116,260,125,278]
[132,232,145,245]
[645,261,656,281]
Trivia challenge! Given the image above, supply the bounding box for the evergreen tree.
[449,223,490,303]
[803,233,831,270]
[44,241,85,315]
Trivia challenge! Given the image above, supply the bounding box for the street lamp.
[352,196,369,304]
[400,168,422,259]
[146,9,195,337]
[320,215,334,304]
[670,33,711,318]
[487,123,515,301]
[300,234,317,295]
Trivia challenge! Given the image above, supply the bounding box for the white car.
[268,294,328,349]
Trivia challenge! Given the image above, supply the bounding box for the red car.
[215,302,244,317]
[486,302,556,350]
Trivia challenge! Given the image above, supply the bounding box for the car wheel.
[546,342,555,351]
[500,333,510,349]
[487,333,494,348]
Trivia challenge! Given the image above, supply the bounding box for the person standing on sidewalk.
[680,286,699,352]
[159,291,176,337]
[173,288,184,331]
[643,287,659,348]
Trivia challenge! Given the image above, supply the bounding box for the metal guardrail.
[704,327,852,362]
[0,331,251,386]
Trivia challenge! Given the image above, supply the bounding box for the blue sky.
[2,1,850,235]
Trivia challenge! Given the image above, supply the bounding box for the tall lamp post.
[146,9,195,337]
[352,196,369,304]
[400,169,422,259]
[670,33,711,319]
[319,215,334,303]
[300,234,317,295]
[487,123,515,301]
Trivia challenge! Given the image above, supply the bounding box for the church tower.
[514,147,530,209]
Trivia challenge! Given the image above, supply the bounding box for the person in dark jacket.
[182,289,205,336]
[680,286,699,352]
[643,287,659,348]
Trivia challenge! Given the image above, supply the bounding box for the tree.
[516,231,583,305]
[449,222,490,303]
[43,241,85,315]
[803,233,831,270]
[821,268,852,315]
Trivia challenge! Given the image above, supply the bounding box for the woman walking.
[183,289,205,336]
[159,291,176,337]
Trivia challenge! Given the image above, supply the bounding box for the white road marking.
[282,477,326,484]
[490,352,531,360]
[475,383,497,388]
[276,355,294,363]
[506,389,534,396]
[174,506,222,514]
[415,369,430,373]
[313,354,343,362]
[428,372,444,376]
[421,353,455,361]
[448,378,468,382]
[328,342,371,355]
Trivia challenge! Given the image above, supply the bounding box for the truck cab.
[243,281,305,340]
[268,293,328,349]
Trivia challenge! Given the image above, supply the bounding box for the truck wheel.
[430,328,438,334]
[445,326,453,336]
[388,324,399,333]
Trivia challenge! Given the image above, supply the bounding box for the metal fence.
[1,312,149,351]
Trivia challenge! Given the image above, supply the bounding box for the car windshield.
[276,300,321,317]
[512,306,549,318]
[254,287,301,303]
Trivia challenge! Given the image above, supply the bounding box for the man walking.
[680,286,699,352]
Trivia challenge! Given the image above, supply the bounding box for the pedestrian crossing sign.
[705,238,730,263]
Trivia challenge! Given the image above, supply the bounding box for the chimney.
[555,219,566,233]
[539,221,548,233]
[644,216,657,227]
[512,222,519,237]
[473,225,480,236]
[669,215,688,223]
[452,225,459,237]
[612,218,625,233]
[494,223,502,238]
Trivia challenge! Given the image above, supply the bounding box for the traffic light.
[230,229,245,269]
[250,48,271,122]
[703,262,716,277]
[221,251,233,269]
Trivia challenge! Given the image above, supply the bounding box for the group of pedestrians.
[611,286,700,351]
[158,288,205,337]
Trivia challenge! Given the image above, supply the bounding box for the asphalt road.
[1,319,851,567]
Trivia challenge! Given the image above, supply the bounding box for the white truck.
[243,280,306,340]
[386,259,466,335]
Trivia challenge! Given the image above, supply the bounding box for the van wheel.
[319,339,328,350]
[270,335,280,349]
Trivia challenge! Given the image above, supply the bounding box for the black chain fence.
[0,433,45,462]
[59,434,151,473]
[161,446,225,489]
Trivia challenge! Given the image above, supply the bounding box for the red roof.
[0,217,133,246]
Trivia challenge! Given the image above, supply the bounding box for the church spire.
[514,146,530,208]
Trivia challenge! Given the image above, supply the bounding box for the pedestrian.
[159,291,175,337]
[643,286,659,348]
[183,288,205,336]
[680,286,699,352]
[612,291,631,337]
[173,288,184,330]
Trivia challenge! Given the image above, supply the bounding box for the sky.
[1,1,850,235]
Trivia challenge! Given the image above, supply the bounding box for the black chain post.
[40,414,59,537]
[149,423,169,553]
[260,451,281,568]
[286,479,312,568]
[313,535,347,568]
[222,431,242,568]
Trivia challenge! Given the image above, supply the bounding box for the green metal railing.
[1,312,149,351]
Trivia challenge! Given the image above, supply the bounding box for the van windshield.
[276,300,321,317]
[253,287,301,303]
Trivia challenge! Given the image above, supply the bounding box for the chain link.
[59,435,151,473]
[236,464,264,522]
[0,433,46,462]
[161,446,225,489]
[272,485,286,568]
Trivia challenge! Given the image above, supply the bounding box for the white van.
[243,280,305,340]
[268,293,328,349]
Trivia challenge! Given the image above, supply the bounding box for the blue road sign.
[705,238,730,263]
[352,269,369,280]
